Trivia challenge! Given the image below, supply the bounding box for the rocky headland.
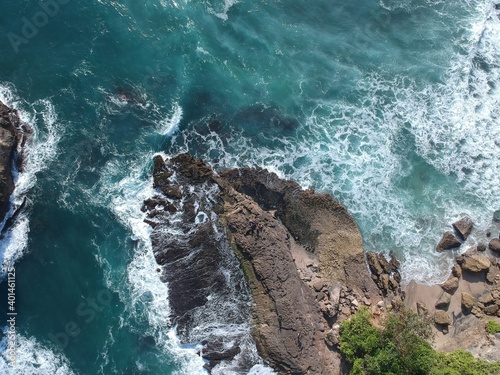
[144,153,382,374]
[143,153,500,373]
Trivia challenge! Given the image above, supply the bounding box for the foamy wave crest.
[0,332,75,375]
[206,0,239,20]
[0,84,61,270]
[157,102,182,136]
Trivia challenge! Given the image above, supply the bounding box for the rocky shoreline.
[144,153,500,374]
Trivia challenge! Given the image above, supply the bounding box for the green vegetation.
[486,320,500,335]
[339,307,500,375]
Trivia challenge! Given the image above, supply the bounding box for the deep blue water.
[0,0,499,373]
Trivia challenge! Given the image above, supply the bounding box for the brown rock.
[366,252,385,276]
[434,310,451,326]
[477,243,487,252]
[451,265,462,278]
[489,238,500,254]
[313,280,325,292]
[452,216,473,241]
[461,253,491,272]
[479,293,494,304]
[487,266,500,284]
[484,304,499,316]
[161,184,182,199]
[435,292,452,309]
[461,292,475,310]
[440,277,459,294]
[436,231,462,252]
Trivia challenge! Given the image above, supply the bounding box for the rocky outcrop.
[144,154,380,374]
[0,102,21,223]
[366,252,401,296]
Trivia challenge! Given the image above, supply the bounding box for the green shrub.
[339,307,380,363]
[430,350,500,375]
[339,308,500,375]
[486,320,500,335]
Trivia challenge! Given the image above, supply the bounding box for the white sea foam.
[0,332,75,375]
[173,1,500,285]
[0,84,62,271]
[157,102,183,136]
[207,0,239,21]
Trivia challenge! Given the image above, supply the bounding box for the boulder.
[461,292,475,310]
[434,310,451,326]
[440,277,459,294]
[324,325,340,347]
[313,280,325,292]
[452,216,473,241]
[436,231,462,252]
[487,265,500,284]
[477,243,486,252]
[451,264,462,278]
[461,254,491,272]
[435,292,452,309]
[484,304,499,316]
[489,238,500,254]
[366,252,385,276]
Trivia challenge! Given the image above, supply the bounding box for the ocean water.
[0,0,498,373]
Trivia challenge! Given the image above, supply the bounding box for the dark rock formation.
[0,102,20,223]
[452,216,473,241]
[436,231,462,252]
[144,154,379,374]
[366,252,401,296]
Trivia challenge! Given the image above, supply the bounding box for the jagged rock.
[161,184,182,199]
[436,231,462,252]
[416,302,428,317]
[452,216,473,241]
[461,253,491,272]
[435,292,452,309]
[324,325,340,347]
[489,238,500,254]
[452,264,462,278]
[461,292,475,310]
[366,252,385,276]
[434,310,451,326]
[441,277,459,294]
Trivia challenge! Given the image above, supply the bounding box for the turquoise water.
[0,0,499,373]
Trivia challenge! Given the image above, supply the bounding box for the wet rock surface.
[144,154,380,374]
